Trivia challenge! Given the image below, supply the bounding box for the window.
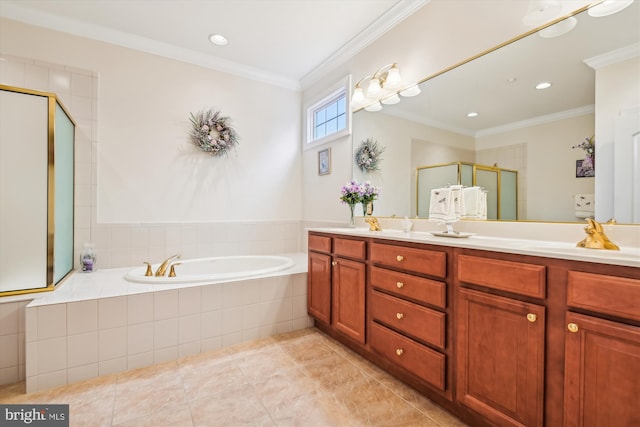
[313,91,346,141]
[304,75,351,149]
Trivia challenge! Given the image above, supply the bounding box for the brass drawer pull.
[396,281,404,289]
[568,323,579,333]
[396,312,404,320]
[396,348,404,356]
[331,261,337,266]
[396,255,404,262]
[526,313,537,323]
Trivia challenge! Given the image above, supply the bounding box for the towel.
[480,190,488,220]
[450,185,465,219]
[462,186,483,219]
[575,194,595,218]
[428,188,456,222]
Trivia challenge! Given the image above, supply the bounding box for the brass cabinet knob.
[396,281,404,289]
[396,348,404,356]
[526,313,537,323]
[567,323,579,333]
[331,261,337,266]
[396,255,404,262]
[396,312,404,320]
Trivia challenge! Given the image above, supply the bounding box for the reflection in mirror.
[352,3,640,223]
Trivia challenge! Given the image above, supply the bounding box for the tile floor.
[0,328,468,427]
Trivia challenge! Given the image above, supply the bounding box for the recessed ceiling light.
[467,112,479,118]
[507,77,517,84]
[536,82,552,90]
[209,34,228,46]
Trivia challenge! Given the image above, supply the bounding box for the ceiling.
[0,0,427,90]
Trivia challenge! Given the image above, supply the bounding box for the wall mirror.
[0,85,75,296]
[352,2,639,223]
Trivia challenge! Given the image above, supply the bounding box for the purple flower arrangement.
[339,180,381,205]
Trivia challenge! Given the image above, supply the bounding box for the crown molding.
[583,42,640,69]
[0,2,301,91]
[299,0,430,90]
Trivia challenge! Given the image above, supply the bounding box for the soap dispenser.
[79,243,97,272]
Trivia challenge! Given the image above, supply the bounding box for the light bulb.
[352,87,365,107]
[588,0,634,17]
[399,84,421,97]
[385,66,402,89]
[366,78,381,98]
[381,94,401,105]
[364,101,382,112]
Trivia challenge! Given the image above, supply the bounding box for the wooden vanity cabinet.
[368,241,452,396]
[564,270,640,427]
[456,252,546,427]
[307,232,367,344]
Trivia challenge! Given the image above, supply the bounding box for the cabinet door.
[564,312,640,427]
[456,288,545,427]
[332,257,366,344]
[307,251,332,324]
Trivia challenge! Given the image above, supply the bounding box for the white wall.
[0,18,303,269]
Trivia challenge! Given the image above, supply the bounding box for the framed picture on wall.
[318,148,331,175]
[576,159,595,178]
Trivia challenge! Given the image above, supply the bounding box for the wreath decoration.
[355,138,385,172]
[189,109,239,156]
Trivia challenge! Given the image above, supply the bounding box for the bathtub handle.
[143,262,153,277]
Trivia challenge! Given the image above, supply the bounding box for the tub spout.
[155,254,181,276]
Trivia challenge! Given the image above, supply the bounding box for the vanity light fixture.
[381,93,401,105]
[364,101,383,112]
[588,0,634,17]
[536,81,552,89]
[399,83,421,97]
[352,63,403,111]
[539,16,577,38]
[208,34,228,46]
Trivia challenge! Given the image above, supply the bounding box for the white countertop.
[308,227,640,268]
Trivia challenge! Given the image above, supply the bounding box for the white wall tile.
[0,366,18,385]
[178,314,200,344]
[26,376,38,394]
[67,300,98,335]
[200,336,222,353]
[37,305,66,340]
[222,308,242,335]
[201,284,222,312]
[127,351,153,371]
[178,342,201,359]
[37,337,67,374]
[0,303,19,335]
[179,287,201,316]
[71,73,92,97]
[127,322,154,355]
[98,327,126,361]
[99,357,126,376]
[154,290,178,320]
[98,296,127,329]
[67,363,98,384]
[242,281,262,305]
[67,331,98,368]
[222,282,244,308]
[201,311,222,339]
[0,335,18,368]
[37,370,67,392]
[293,295,308,319]
[242,304,261,330]
[26,342,37,377]
[127,293,153,325]
[153,318,178,349]
[154,346,177,364]
[25,307,37,343]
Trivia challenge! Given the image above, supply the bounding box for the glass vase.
[348,203,356,227]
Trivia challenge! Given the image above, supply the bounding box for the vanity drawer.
[371,266,446,309]
[334,237,366,260]
[371,290,445,349]
[567,271,640,322]
[457,254,546,298]
[308,234,331,253]
[370,322,446,391]
[370,242,446,278]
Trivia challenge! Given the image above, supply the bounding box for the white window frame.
[303,75,352,150]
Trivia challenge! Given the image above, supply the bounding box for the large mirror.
[352,3,639,223]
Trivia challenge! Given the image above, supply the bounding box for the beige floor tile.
[0,327,470,427]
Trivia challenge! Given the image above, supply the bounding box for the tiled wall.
[0,301,29,385]
[25,273,311,393]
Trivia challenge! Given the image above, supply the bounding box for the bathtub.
[125,255,296,284]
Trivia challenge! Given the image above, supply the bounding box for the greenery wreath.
[355,138,385,172]
[189,109,239,156]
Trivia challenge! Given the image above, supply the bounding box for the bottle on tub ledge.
[79,243,97,272]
